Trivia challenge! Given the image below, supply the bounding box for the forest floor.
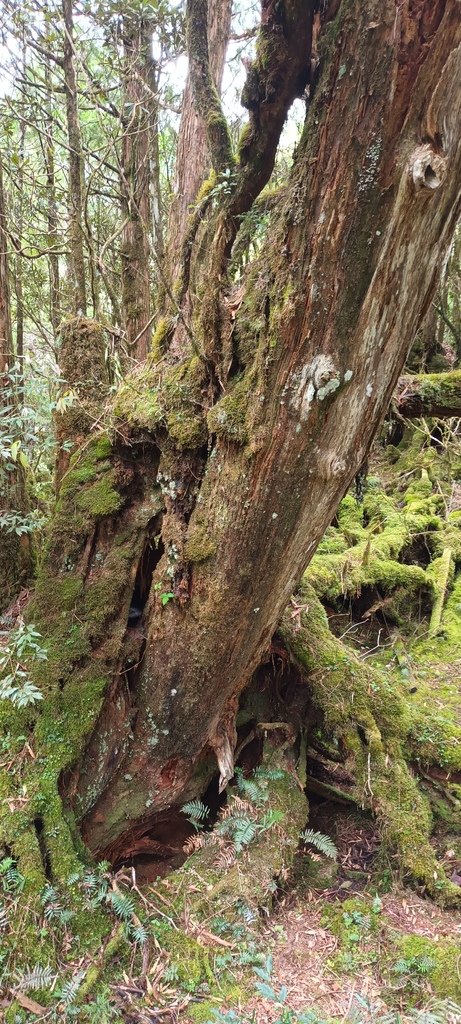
[104,800,461,1024]
[222,814,461,1024]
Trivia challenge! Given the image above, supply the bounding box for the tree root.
[280,582,461,907]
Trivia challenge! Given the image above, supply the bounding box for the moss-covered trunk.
[5,0,461,875]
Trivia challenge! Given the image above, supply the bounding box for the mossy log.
[428,546,453,636]
[395,370,461,418]
[306,487,440,605]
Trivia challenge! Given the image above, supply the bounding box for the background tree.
[0,157,30,609]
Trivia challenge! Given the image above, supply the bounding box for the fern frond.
[60,969,86,1005]
[301,829,338,860]
[183,833,206,855]
[227,816,258,852]
[131,923,148,944]
[409,1002,461,1024]
[229,796,254,815]
[181,800,210,829]
[254,766,286,782]
[107,888,136,921]
[40,883,58,906]
[217,845,237,869]
[234,769,267,805]
[15,964,56,992]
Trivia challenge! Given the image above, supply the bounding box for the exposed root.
[281,579,461,907]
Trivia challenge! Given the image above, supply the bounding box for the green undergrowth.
[320,893,461,1009]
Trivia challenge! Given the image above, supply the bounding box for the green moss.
[115,354,207,450]
[237,121,252,160]
[306,486,442,602]
[184,525,217,563]
[151,315,174,360]
[195,169,217,204]
[207,374,251,444]
[77,474,123,517]
[392,934,461,1001]
[280,584,460,900]
[189,987,245,1023]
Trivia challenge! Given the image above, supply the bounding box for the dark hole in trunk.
[127,515,164,629]
[34,816,52,881]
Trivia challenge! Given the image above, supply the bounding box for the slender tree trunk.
[14,108,26,407]
[161,0,232,359]
[62,0,87,316]
[120,16,154,363]
[44,58,62,344]
[165,0,232,278]
[150,60,164,291]
[0,158,29,610]
[0,161,12,366]
[13,0,461,869]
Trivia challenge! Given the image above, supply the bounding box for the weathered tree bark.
[0,160,12,366]
[395,370,461,418]
[120,16,155,363]
[14,51,26,406]
[12,0,461,873]
[62,0,87,316]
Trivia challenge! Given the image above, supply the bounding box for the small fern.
[0,857,24,893]
[131,922,148,944]
[376,1002,461,1024]
[254,766,286,782]
[15,964,56,992]
[59,968,86,1005]
[107,888,136,921]
[217,815,258,852]
[181,799,210,830]
[301,829,338,860]
[234,768,268,806]
[393,955,435,977]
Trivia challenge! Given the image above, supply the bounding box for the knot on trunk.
[410,144,446,193]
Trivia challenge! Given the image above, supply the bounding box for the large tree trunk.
[15,0,461,871]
